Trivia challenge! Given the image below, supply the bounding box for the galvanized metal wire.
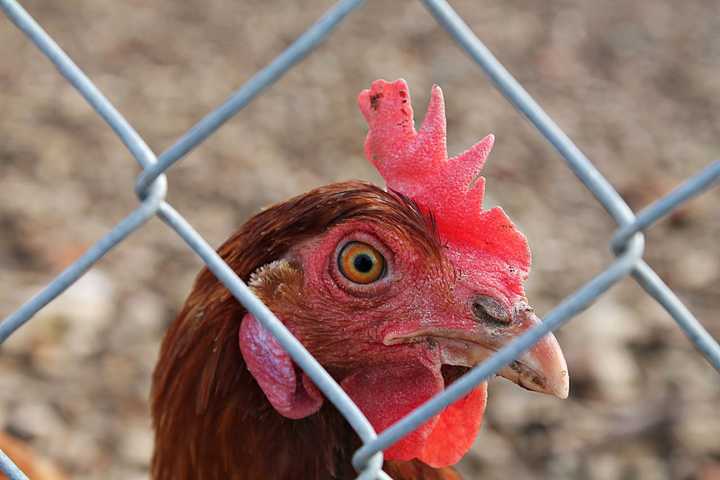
[1,0,718,479]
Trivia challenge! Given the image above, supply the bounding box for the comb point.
[415,85,448,163]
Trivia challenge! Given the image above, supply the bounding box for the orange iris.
[338,241,385,284]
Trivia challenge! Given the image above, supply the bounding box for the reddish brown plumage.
[0,432,67,480]
[151,181,458,479]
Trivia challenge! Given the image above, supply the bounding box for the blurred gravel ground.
[1,1,719,479]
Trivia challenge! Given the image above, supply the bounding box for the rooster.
[150,79,569,480]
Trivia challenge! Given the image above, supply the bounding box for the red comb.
[358,79,530,281]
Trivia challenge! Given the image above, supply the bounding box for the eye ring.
[337,241,386,284]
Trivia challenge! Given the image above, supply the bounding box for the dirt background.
[1,1,719,479]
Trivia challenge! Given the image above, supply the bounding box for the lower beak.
[496,320,569,399]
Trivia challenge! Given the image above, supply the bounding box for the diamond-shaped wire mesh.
[1,0,719,479]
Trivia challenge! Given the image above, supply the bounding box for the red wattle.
[341,363,443,461]
[341,363,486,466]
[418,383,487,467]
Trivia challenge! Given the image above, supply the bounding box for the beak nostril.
[471,295,511,325]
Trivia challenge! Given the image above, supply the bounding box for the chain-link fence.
[1,0,719,479]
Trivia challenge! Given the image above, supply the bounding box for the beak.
[495,310,569,399]
[384,306,569,399]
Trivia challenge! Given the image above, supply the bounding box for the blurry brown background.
[1,1,719,479]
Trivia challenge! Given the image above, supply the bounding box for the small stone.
[120,424,154,467]
[9,401,64,440]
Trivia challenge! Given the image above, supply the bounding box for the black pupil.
[353,253,374,273]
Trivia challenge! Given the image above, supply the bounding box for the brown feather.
[0,431,67,480]
[151,181,454,479]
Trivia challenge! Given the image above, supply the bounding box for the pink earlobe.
[239,313,324,419]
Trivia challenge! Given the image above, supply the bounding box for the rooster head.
[238,80,568,468]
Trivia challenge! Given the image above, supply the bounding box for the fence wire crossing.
[1,0,719,478]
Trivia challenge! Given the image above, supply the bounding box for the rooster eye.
[338,241,386,284]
